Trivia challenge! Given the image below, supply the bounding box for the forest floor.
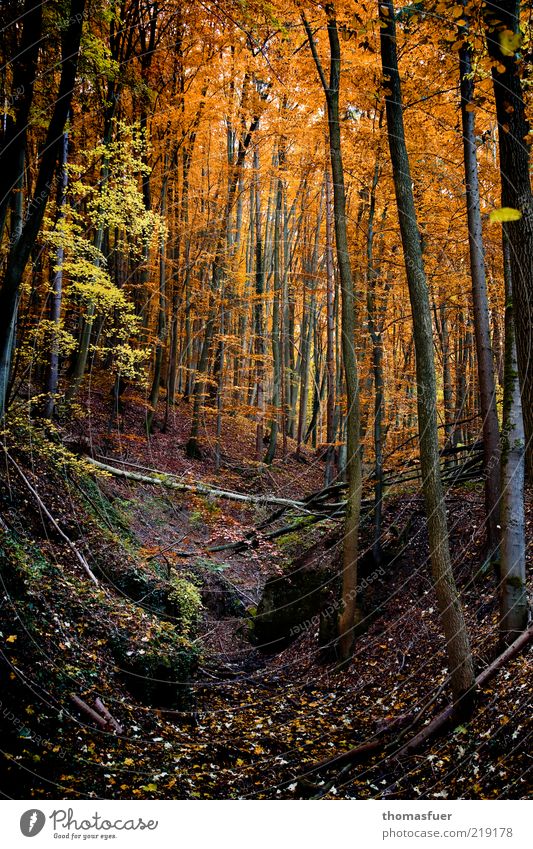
[0,389,531,800]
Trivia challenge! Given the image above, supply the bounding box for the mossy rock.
[252,564,333,650]
[95,559,201,635]
[111,627,199,708]
[252,534,393,654]
[166,574,202,634]
[252,534,340,650]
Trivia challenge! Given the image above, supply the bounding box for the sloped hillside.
[0,407,531,800]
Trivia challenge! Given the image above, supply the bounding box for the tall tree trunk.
[459,25,501,558]
[499,230,528,643]
[45,126,69,418]
[146,159,168,434]
[303,6,363,663]
[0,0,42,240]
[0,154,24,411]
[264,151,284,464]
[253,147,265,459]
[324,167,337,485]
[297,201,322,457]
[379,0,475,708]
[366,161,385,565]
[484,0,533,477]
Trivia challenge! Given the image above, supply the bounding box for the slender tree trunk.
[380,0,475,708]
[296,292,312,455]
[459,27,501,558]
[146,159,168,434]
[499,230,528,643]
[45,127,69,418]
[303,6,363,662]
[264,152,284,464]
[324,167,336,485]
[453,313,468,448]
[0,157,24,411]
[0,0,42,240]
[297,203,322,457]
[253,147,265,459]
[366,162,384,564]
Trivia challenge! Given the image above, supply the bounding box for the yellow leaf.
[123,758,134,766]
[141,783,158,791]
[489,207,522,223]
[6,635,17,643]
[499,29,522,57]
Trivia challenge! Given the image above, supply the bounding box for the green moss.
[167,574,202,636]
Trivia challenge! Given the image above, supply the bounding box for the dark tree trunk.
[303,6,363,663]
[380,0,475,708]
[45,127,69,418]
[484,0,533,477]
[0,0,43,240]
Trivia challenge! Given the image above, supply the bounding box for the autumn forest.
[0,0,532,803]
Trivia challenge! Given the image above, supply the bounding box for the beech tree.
[379,0,475,707]
[499,230,528,642]
[302,4,363,662]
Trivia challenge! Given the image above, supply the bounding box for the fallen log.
[94,697,123,733]
[305,713,416,776]
[70,694,123,733]
[87,458,313,512]
[70,695,110,730]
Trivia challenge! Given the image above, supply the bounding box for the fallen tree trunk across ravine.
[87,457,315,511]
[87,449,484,522]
